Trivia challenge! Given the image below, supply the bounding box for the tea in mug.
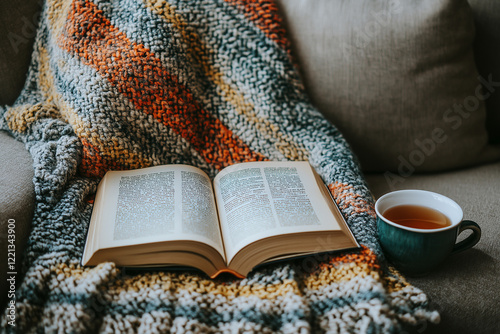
[383,204,452,229]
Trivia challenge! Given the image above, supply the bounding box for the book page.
[92,165,225,259]
[113,171,176,240]
[213,161,343,261]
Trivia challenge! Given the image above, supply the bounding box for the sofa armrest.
[0,130,35,310]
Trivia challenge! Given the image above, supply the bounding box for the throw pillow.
[0,0,42,105]
[276,0,500,173]
[468,0,500,144]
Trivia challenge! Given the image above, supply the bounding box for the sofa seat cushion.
[365,162,500,334]
[0,130,35,310]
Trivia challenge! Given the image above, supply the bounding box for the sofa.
[1,0,499,333]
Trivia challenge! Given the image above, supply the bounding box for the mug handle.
[451,220,481,255]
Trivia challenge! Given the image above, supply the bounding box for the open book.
[82,161,359,278]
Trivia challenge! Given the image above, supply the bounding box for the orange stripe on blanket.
[328,182,376,218]
[225,0,292,55]
[79,138,154,178]
[79,138,123,177]
[321,245,379,270]
[304,246,381,289]
[59,0,266,172]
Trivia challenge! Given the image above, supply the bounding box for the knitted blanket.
[1,0,439,332]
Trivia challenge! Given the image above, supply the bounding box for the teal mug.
[375,190,481,276]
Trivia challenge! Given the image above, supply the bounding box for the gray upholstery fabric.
[276,0,500,172]
[0,0,42,106]
[468,0,500,144]
[0,131,35,311]
[365,162,500,334]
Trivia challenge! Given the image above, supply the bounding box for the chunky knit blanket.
[1,0,439,332]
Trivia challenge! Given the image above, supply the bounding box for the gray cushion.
[0,0,42,105]
[277,0,500,172]
[366,162,500,334]
[0,130,35,310]
[468,0,500,144]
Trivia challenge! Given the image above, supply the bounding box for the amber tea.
[383,204,452,229]
[375,190,482,276]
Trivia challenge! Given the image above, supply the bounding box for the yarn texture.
[1,0,439,332]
